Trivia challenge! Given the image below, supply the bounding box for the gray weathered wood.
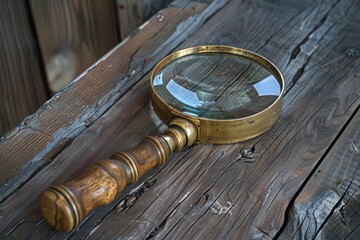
[116,0,172,39]
[0,0,218,202]
[279,111,360,239]
[66,0,360,239]
[30,0,120,93]
[1,0,359,239]
[0,0,230,237]
[0,0,48,136]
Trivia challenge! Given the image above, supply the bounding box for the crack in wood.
[79,178,158,240]
[313,183,351,238]
[110,145,235,239]
[283,0,343,96]
[180,151,254,238]
[3,0,360,238]
[145,216,169,240]
[5,216,42,237]
[286,0,340,67]
[0,0,222,204]
[139,148,229,234]
[216,59,359,239]
[273,105,360,239]
[116,178,157,213]
[66,145,198,239]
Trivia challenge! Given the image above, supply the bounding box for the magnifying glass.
[40,45,284,232]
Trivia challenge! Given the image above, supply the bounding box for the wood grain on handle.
[40,118,197,232]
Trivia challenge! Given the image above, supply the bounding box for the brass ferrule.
[162,118,197,152]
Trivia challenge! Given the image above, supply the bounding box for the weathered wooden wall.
[30,0,120,93]
[116,0,172,38]
[0,0,172,137]
[0,1,49,137]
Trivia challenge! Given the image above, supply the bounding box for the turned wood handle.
[40,118,197,232]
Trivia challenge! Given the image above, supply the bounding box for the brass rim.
[150,45,284,144]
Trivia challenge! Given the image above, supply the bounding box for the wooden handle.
[40,118,197,232]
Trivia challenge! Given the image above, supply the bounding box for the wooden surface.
[116,0,171,39]
[30,0,120,93]
[0,0,172,136]
[0,0,49,136]
[0,0,359,239]
[40,119,195,232]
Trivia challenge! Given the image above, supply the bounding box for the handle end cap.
[40,187,80,232]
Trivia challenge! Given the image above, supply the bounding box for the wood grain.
[57,0,359,239]
[40,135,171,232]
[0,0,219,201]
[40,117,196,232]
[1,76,160,239]
[0,1,48,136]
[1,0,360,239]
[0,0,229,237]
[279,110,360,239]
[116,0,171,39]
[30,0,120,93]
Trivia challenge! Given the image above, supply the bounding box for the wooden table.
[1,0,359,239]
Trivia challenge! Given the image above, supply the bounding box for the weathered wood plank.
[0,0,230,237]
[30,0,120,93]
[0,0,48,136]
[2,76,162,239]
[321,192,360,240]
[2,0,359,239]
[116,0,144,39]
[116,0,171,39]
[58,0,360,239]
[0,0,220,202]
[195,1,360,239]
[279,110,360,239]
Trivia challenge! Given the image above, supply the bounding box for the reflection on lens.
[153,53,281,119]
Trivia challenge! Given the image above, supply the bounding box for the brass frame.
[150,45,284,144]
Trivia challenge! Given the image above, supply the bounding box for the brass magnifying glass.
[40,45,284,232]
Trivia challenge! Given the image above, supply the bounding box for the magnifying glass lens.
[153,53,281,119]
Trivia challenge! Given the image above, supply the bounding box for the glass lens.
[152,52,281,119]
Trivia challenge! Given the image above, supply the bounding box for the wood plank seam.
[111,147,226,238]
[2,0,360,238]
[83,0,358,238]
[274,105,360,238]
[279,109,360,239]
[0,0,232,235]
[0,0,229,204]
[163,0,360,238]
